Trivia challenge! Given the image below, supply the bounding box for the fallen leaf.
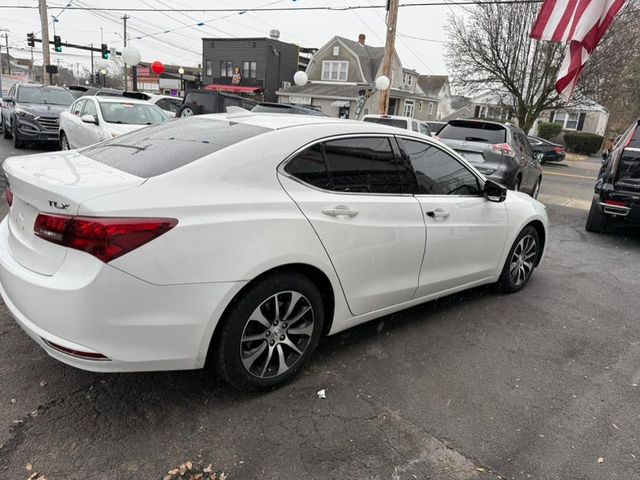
[475,467,486,472]
[193,474,203,480]
[13,419,23,424]
[10,399,16,404]
[27,473,38,480]
[163,475,172,480]
[317,389,326,399]
[203,465,213,473]
[185,460,193,470]
[179,464,187,475]
[39,381,47,387]
[167,468,180,475]
[26,463,33,471]
[598,457,604,464]
[612,423,620,430]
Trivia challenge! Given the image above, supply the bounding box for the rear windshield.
[99,101,168,125]
[363,117,408,129]
[438,121,506,144]
[81,117,270,177]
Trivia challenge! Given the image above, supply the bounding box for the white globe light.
[122,46,141,65]
[375,75,390,91]
[293,71,308,86]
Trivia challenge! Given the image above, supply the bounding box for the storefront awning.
[205,84,262,93]
[331,100,350,107]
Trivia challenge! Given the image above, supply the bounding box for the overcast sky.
[1,0,462,78]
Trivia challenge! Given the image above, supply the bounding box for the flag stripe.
[566,0,595,40]
[551,0,580,41]
[530,0,561,39]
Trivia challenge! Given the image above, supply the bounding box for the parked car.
[426,121,447,135]
[437,119,543,197]
[176,90,258,117]
[146,94,183,118]
[0,112,548,391]
[362,114,430,135]
[586,118,640,233]
[59,96,170,150]
[1,83,75,149]
[527,136,566,163]
[251,102,327,116]
[67,86,126,98]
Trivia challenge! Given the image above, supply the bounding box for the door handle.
[426,208,450,219]
[322,205,359,218]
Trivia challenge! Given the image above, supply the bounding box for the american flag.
[530,0,627,100]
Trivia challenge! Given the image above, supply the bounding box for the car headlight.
[15,108,35,118]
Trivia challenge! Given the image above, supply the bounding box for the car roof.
[362,114,413,121]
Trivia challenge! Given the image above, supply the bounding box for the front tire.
[60,132,70,150]
[214,272,325,392]
[2,117,12,139]
[498,226,540,293]
[585,198,608,233]
[12,124,24,149]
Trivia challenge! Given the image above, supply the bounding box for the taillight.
[489,143,515,157]
[5,187,13,207]
[605,199,627,207]
[554,146,565,154]
[34,214,177,263]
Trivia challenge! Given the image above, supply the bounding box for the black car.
[176,90,258,117]
[1,83,75,149]
[426,121,447,135]
[527,135,566,163]
[251,102,327,116]
[586,119,640,233]
[437,119,543,197]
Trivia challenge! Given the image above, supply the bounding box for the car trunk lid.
[3,150,145,275]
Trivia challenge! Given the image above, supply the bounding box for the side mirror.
[484,179,507,202]
[81,114,98,125]
[2,96,13,103]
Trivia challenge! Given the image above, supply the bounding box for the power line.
[0,1,547,11]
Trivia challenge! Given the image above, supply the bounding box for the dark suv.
[176,90,258,117]
[251,102,327,116]
[586,119,640,233]
[437,119,543,197]
[1,83,75,148]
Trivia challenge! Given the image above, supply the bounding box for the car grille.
[36,116,59,131]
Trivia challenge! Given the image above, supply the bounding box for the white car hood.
[106,123,148,137]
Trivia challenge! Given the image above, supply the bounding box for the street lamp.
[178,66,185,94]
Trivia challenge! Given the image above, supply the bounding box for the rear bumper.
[0,218,244,372]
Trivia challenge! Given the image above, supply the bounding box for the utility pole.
[90,42,94,85]
[377,0,399,114]
[30,47,34,80]
[1,33,10,75]
[38,0,52,85]
[122,15,129,91]
[0,29,5,95]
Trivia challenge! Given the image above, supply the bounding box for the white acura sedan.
[58,96,170,150]
[0,113,547,391]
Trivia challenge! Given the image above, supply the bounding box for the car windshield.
[17,87,74,105]
[363,117,408,129]
[439,121,506,143]
[81,117,270,177]
[99,102,169,125]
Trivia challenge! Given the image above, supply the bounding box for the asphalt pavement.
[0,140,639,480]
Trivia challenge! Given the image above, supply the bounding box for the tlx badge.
[48,200,70,210]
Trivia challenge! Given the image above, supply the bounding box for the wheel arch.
[525,219,546,266]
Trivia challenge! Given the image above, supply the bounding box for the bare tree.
[446,2,565,132]
[577,0,640,134]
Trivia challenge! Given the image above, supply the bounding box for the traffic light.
[27,33,35,48]
[101,43,109,60]
[54,35,62,52]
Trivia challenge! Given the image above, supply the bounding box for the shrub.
[563,132,604,155]
[537,122,562,140]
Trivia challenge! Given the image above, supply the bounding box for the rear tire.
[498,226,540,293]
[176,103,201,118]
[585,198,608,233]
[213,272,325,392]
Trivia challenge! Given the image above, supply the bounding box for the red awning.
[204,84,261,93]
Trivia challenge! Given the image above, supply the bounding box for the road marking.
[542,170,597,180]
[538,193,592,211]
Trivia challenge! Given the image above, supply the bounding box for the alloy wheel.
[181,107,194,117]
[240,290,314,378]
[509,234,537,286]
[532,180,541,199]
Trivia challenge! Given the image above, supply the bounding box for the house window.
[427,102,434,115]
[419,101,423,111]
[474,105,488,118]
[205,60,212,77]
[403,99,415,118]
[333,46,340,56]
[403,73,413,88]
[242,61,257,79]
[553,111,580,130]
[321,61,348,81]
[220,60,233,77]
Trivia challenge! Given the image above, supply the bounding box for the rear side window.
[81,117,270,177]
[439,121,506,144]
[323,137,403,194]
[284,144,331,190]
[363,117,408,129]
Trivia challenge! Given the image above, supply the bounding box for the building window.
[403,99,415,118]
[220,60,233,77]
[419,101,423,111]
[403,73,413,88]
[427,102,434,115]
[553,111,580,130]
[205,60,212,77]
[242,61,257,79]
[321,61,348,81]
[333,46,340,56]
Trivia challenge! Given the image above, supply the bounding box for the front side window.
[321,61,348,81]
[82,99,97,117]
[323,137,402,194]
[284,144,331,190]
[72,99,85,116]
[397,138,481,195]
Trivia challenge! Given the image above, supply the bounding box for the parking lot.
[0,141,639,480]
